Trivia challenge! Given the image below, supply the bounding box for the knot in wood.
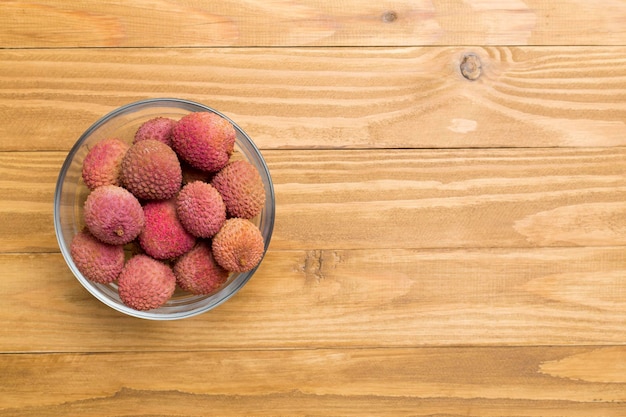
[382,11,398,23]
[460,53,482,81]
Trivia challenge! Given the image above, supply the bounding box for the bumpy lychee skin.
[171,112,236,172]
[83,185,144,245]
[81,138,129,190]
[134,117,176,146]
[212,218,265,272]
[174,241,229,295]
[176,181,226,238]
[139,199,196,260]
[121,139,182,200]
[212,160,266,219]
[118,254,176,311]
[70,229,125,284]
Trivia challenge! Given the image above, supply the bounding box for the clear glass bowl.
[54,98,275,320]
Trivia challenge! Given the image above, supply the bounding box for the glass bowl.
[54,98,275,320]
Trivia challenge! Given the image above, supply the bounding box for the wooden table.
[2,1,626,415]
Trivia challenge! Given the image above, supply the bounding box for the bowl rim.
[53,98,275,320]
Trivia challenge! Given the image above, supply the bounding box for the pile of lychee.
[70,112,267,311]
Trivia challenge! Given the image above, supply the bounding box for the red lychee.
[171,112,235,172]
[176,181,226,238]
[83,185,144,245]
[212,160,265,219]
[139,199,196,260]
[118,254,176,311]
[81,138,129,190]
[121,140,182,200]
[70,229,125,284]
[174,241,229,295]
[134,117,176,147]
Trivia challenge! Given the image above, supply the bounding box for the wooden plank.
[3,1,626,48]
[0,152,58,253]
[1,249,624,352]
[3,47,626,151]
[270,147,626,250]
[3,391,625,417]
[7,148,626,253]
[1,347,625,415]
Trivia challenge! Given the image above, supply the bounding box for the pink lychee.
[139,199,196,260]
[211,160,266,219]
[118,254,176,311]
[174,241,229,295]
[70,229,125,284]
[121,140,182,200]
[176,181,226,238]
[83,185,144,245]
[134,117,176,146]
[81,138,129,190]
[171,112,236,172]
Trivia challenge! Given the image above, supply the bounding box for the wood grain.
[1,248,624,352]
[3,47,626,151]
[7,148,626,253]
[3,1,626,47]
[270,147,626,250]
[1,347,625,415]
[3,390,625,417]
[4,3,626,415]
[0,152,58,253]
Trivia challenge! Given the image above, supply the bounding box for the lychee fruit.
[134,117,176,147]
[174,241,229,295]
[118,254,176,311]
[171,112,236,172]
[212,218,265,272]
[139,199,196,260]
[211,160,266,219]
[81,138,129,190]
[70,229,125,284]
[121,139,182,200]
[176,181,226,238]
[83,185,144,245]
